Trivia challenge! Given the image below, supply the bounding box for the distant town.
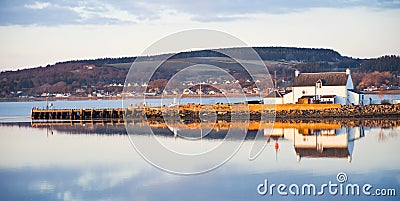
[1,47,399,103]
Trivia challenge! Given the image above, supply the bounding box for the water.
[0,101,399,201]
[0,97,260,118]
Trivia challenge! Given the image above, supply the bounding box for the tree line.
[1,47,399,98]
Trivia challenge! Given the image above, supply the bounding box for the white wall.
[348,127,364,141]
[292,130,348,148]
[292,85,348,105]
[264,127,298,139]
[263,97,283,104]
[283,91,294,104]
[348,90,360,105]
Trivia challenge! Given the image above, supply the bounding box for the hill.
[0,47,399,98]
[59,47,350,66]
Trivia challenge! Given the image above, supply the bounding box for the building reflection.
[26,119,380,163]
[264,123,365,163]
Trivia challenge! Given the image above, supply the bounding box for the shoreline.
[0,94,261,102]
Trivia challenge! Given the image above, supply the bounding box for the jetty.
[31,103,400,120]
[31,108,125,120]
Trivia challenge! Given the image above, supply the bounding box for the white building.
[282,68,354,105]
[264,68,400,105]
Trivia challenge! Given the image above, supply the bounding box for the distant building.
[75,88,86,93]
[182,89,194,95]
[83,64,95,70]
[208,90,216,95]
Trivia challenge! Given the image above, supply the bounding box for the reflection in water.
[0,119,399,201]
[264,123,365,163]
[29,118,400,132]
[20,119,398,163]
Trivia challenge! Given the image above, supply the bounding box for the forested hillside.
[1,47,399,98]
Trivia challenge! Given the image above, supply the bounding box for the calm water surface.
[0,101,399,201]
[0,97,259,118]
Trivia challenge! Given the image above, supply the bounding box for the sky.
[0,0,399,71]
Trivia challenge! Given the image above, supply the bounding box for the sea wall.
[141,104,400,120]
[31,103,400,120]
[269,104,400,119]
[252,104,342,111]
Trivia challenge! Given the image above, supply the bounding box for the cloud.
[191,14,252,22]
[29,180,55,193]
[0,0,399,26]
[67,2,140,24]
[24,1,51,10]
[150,0,400,19]
[76,168,139,191]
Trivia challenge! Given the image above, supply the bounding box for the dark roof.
[293,72,348,87]
[295,148,349,158]
[300,95,314,98]
[246,100,262,104]
[265,91,283,98]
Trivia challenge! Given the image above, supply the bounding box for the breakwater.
[271,104,400,119]
[31,104,400,120]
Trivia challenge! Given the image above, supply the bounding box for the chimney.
[346,68,351,75]
[295,69,300,77]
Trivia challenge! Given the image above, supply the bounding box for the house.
[208,90,216,95]
[282,68,354,105]
[83,64,95,70]
[182,89,194,95]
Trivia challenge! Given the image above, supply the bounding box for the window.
[316,80,322,88]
